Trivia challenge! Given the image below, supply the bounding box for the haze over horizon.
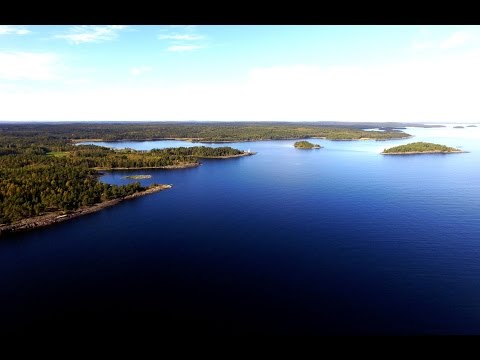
[1,25,480,123]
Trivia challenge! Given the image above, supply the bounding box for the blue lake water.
[1,125,480,335]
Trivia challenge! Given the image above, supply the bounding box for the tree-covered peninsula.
[77,145,251,170]
[0,129,251,232]
[294,141,322,149]
[382,142,464,155]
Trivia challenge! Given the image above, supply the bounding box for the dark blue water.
[2,125,480,335]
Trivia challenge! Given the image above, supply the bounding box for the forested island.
[382,142,464,155]
[294,141,322,149]
[467,125,478,127]
[453,126,464,129]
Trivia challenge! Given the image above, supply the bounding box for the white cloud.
[3,50,480,122]
[440,31,472,49]
[241,55,480,122]
[412,29,476,51]
[130,66,152,76]
[158,34,204,41]
[55,25,127,44]
[0,51,60,81]
[0,25,31,35]
[159,25,207,52]
[167,45,202,52]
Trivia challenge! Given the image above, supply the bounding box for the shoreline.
[197,136,411,142]
[195,151,257,159]
[326,135,413,141]
[93,163,200,171]
[71,137,200,143]
[92,152,254,171]
[0,184,172,237]
[73,135,411,144]
[0,151,256,237]
[382,150,467,155]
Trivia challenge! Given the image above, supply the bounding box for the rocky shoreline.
[92,152,254,170]
[0,184,172,237]
[382,150,466,155]
[195,151,257,158]
[93,163,199,171]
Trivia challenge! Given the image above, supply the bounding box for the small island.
[123,175,152,179]
[382,142,464,155]
[453,126,464,129]
[467,125,478,128]
[294,141,322,149]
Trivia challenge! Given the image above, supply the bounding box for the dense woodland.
[0,122,413,225]
[294,141,321,149]
[383,142,461,154]
[0,123,250,224]
[72,145,243,169]
[0,122,411,144]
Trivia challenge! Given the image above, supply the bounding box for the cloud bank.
[55,25,128,44]
[2,49,480,122]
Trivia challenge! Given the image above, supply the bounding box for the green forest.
[0,122,412,225]
[294,141,321,149]
[382,142,461,154]
[0,124,248,225]
[73,145,244,169]
[0,122,411,144]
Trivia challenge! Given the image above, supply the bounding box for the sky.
[0,25,480,122]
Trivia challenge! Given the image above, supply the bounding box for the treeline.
[0,160,144,224]
[69,145,243,169]
[70,146,195,169]
[0,122,411,143]
[150,146,243,157]
[383,142,460,153]
[294,141,321,149]
[0,132,246,224]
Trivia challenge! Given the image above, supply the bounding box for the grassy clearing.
[46,151,68,157]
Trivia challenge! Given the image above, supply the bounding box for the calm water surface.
[1,125,480,335]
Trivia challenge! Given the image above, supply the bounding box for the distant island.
[382,142,465,155]
[467,125,477,127]
[123,175,152,179]
[294,141,322,149]
[453,126,464,129]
